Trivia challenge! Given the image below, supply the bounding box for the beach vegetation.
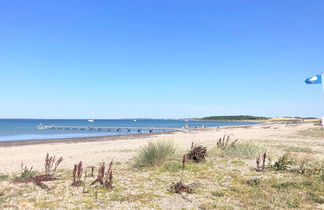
[44,153,63,176]
[246,178,260,187]
[216,134,239,149]
[299,128,324,138]
[186,143,207,162]
[18,162,37,179]
[71,161,83,187]
[211,190,225,197]
[134,140,177,167]
[283,146,313,153]
[0,174,9,181]
[307,192,324,204]
[200,115,268,121]
[161,161,182,172]
[255,151,267,172]
[170,181,193,194]
[90,161,114,190]
[271,153,294,171]
[222,142,266,159]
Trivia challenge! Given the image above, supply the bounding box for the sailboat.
[88,119,94,123]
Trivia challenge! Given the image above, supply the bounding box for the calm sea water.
[0,119,259,141]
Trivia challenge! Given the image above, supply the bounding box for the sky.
[0,0,324,119]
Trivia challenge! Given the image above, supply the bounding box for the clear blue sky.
[1,0,324,119]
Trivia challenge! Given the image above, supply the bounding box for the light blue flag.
[305,74,322,84]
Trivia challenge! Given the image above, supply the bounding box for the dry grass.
[299,129,324,138]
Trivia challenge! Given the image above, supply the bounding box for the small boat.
[88,119,94,123]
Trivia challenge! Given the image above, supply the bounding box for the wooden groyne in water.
[37,125,183,133]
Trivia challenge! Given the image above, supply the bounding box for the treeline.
[200,115,269,121]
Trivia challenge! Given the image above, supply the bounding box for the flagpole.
[322,72,324,129]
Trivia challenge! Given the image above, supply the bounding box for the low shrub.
[271,153,294,171]
[186,143,207,162]
[170,181,193,194]
[134,140,177,167]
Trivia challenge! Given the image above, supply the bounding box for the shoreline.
[0,130,179,147]
[0,123,262,147]
[0,122,265,148]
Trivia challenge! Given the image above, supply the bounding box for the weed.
[161,161,182,172]
[211,191,225,197]
[19,162,37,179]
[317,165,324,182]
[103,161,113,190]
[307,192,324,204]
[0,174,9,181]
[72,161,83,187]
[271,153,294,171]
[186,143,207,162]
[271,182,298,189]
[246,178,260,187]
[90,161,114,190]
[217,135,239,149]
[44,153,63,176]
[170,181,193,194]
[256,151,267,171]
[286,197,300,208]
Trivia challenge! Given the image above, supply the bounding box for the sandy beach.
[0,122,322,174]
[0,122,323,209]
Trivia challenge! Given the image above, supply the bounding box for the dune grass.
[299,129,324,138]
[134,140,177,167]
[222,142,266,159]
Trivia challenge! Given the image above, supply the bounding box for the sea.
[0,119,259,142]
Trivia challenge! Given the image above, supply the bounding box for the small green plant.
[271,182,298,189]
[211,191,225,197]
[317,165,324,182]
[19,162,37,179]
[286,197,300,208]
[0,174,9,181]
[271,153,294,171]
[162,161,182,172]
[134,140,177,167]
[307,192,324,204]
[246,178,260,187]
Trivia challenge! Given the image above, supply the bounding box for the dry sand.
[0,122,322,174]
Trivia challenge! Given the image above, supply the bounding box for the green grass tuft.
[223,142,266,159]
[134,140,177,167]
[0,174,9,181]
